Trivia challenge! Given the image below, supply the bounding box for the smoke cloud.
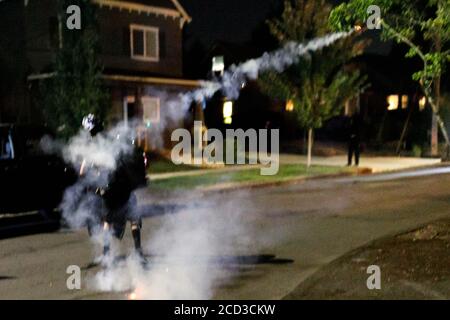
[56,123,138,231]
[92,194,254,299]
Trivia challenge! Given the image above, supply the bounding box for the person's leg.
[348,142,354,166]
[104,209,126,256]
[131,220,142,253]
[131,219,147,265]
[102,221,111,256]
[126,194,143,254]
[355,143,360,166]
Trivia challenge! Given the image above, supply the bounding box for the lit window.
[142,97,160,127]
[419,96,427,111]
[223,101,233,124]
[387,95,399,111]
[130,24,159,62]
[212,56,225,75]
[401,95,409,109]
[285,100,294,112]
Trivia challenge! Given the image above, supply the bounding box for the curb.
[196,170,361,196]
[146,167,372,202]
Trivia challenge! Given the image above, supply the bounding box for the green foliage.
[259,0,367,130]
[329,0,450,91]
[329,0,393,32]
[268,0,330,42]
[41,0,108,139]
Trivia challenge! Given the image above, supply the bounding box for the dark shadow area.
[0,212,60,240]
[82,262,99,271]
[0,276,17,281]
[211,254,294,265]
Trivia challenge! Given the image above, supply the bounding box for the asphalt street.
[2,166,450,299]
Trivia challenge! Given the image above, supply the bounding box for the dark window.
[132,29,144,56]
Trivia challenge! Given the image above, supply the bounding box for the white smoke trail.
[185,30,353,105]
[220,31,353,99]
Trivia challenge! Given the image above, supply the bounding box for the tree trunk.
[427,93,450,152]
[431,79,440,156]
[431,34,442,156]
[307,128,313,168]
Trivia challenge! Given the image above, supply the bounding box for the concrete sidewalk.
[277,154,442,173]
[148,154,442,181]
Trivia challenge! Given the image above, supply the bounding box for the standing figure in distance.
[347,113,361,167]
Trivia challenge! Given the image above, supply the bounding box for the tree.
[329,0,450,156]
[41,0,108,139]
[258,0,367,167]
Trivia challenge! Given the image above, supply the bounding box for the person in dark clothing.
[101,146,147,258]
[81,114,147,262]
[347,113,361,166]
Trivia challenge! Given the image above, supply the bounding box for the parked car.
[0,124,76,215]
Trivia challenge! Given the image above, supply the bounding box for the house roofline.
[92,0,192,28]
[101,74,202,87]
[27,72,203,88]
[169,0,192,23]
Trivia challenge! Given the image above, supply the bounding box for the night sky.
[180,0,282,48]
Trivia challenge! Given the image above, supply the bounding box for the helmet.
[82,114,103,136]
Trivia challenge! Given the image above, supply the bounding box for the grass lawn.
[149,164,347,191]
[148,158,200,174]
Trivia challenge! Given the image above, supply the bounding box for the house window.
[419,96,427,111]
[142,97,160,127]
[223,100,233,124]
[212,56,225,76]
[387,95,399,111]
[401,95,409,109]
[285,100,294,112]
[130,24,159,62]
